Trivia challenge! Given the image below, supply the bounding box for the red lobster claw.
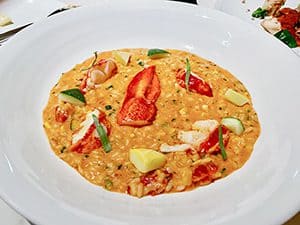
[117,66,160,127]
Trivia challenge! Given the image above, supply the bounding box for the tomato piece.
[140,171,157,186]
[176,69,213,97]
[199,126,229,154]
[55,106,68,123]
[117,66,160,127]
[70,113,111,154]
[192,162,218,183]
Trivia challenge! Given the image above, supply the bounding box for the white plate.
[0,1,299,225]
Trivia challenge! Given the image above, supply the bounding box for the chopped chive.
[105,85,114,90]
[137,59,145,66]
[108,112,115,116]
[105,105,112,110]
[161,122,169,127]
[60,146,66,153]
[117,164,123,170]
[221,167,226,173]
[70,119,74,130]
[185,58,191,92]
[104,178,113,190]
[218,125,227,160]
[92,114,112,153]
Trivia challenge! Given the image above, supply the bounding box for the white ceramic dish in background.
[196,0,219,8]
[0,0,64,34]
[214,0,299,24]
[0,1,299,225]
[211,0,300,57]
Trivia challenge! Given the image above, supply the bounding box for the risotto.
[43,48,260,197]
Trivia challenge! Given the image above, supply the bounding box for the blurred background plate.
[0,0,64,34]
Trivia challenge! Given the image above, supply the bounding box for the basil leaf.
[252,7,267,19]
[274,30,298,48]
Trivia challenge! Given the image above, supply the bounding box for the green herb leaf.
[185,58,191,92]
[137,59,145,67]
[108,112,115,117]
[117,164,123,170]
[274,30,298,48]
[221,167,226,174]
[147,48,170,59]
[104,178,113,190]
[218,126,227,160]
[60,146,66,153]
[105,105,112,110]
[92,114,112,153]
[70,119,74,130]
[105,85,114,90]
[81,51,98,71]
[252,7,267,19]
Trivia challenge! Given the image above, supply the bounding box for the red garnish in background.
[277,8,300,45]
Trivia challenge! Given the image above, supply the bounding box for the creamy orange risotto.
[43,48,260,197]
